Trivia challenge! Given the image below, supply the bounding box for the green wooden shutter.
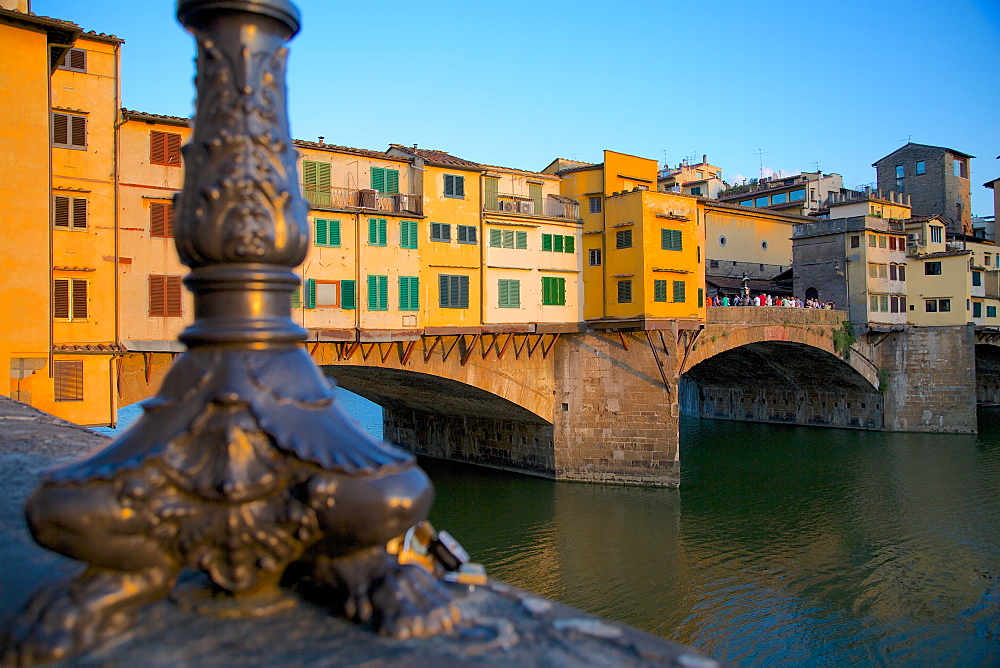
[558,278,565,305]
[379,220,387,246]
[371,167,385,193]
[329,220,341,247]
[485,177,499,210]
[511,280,520,308]
[439,275,449,307]
[673,280,686,303]
[341,280,356,309]
[503,230,514,248]
[698,288,704,308]
[379,276,388,310]
[306,278,316,308]
[542,234,553,251]
[399,276,418,310]
[515,231,527,249]
[529,183,542,215]
[385,169,399,195]
[490,229,502,247]
[565,235,575,253]
[314,219,327,246]
[291,287,301,308]
[654,279,667,302]
[368,219,377,245]
[367,275,377,310]
[458,276,469,308]
[498,280,509,308]
[554,235,564,252]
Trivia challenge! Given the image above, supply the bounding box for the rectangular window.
[925,299,937,313]
[53,195,87,230]
[542,277,566,306]
[898,265,906,281]
[457,225,477,244]
[916,160,926,175]
[869,234,877,247]
[930,226,943,243]
[939,299,951,312]
[617,280,632,303]
[889,264,897,280]
[589,249,602,266]
[673,280,686,303]
[661,229,682,251]
[490,229,527,249]
[973,271,983,287]
[291,287,301,308]
[878,264,888,278]
[880,295,890,312]
[989,306,997,318]
[891,296,900,313]
[368,218,387,246]
[56,48,86,72]
[498,279,521,308]
[709,259,719,269]
[869,263,879,278]
[149,201,174,237]
[925,262,942,276]
[974,301,983,318]
[698,288,704,308]
[148,275,182,317]
[889,236,897,250]
[54,278,88,320]
[150,131,182,166]
[871,295,880,312]
[771,192,787,205]
[439,274,469,309]
[52,112,86,149]
[789,189,806,201]
[690,186,703,196]
[313,218,341,247]
[616,229,633,249]
[302,160,332,207]
[739,200,753,207]
[399,276,419,311]
[954,159,967,178]
[754,196,768,207]
[653,279,667,302]
[529,183,543,215]
[370,167,399,194]
[341,280,356,310]
[879,235,887,248]
[400,220,418,249]
[542,234,574,252]
[484,177,499,210]
[312,280,340,308]
[431,222,451,242]
[367,275,388,311]
[895,165,904,179]
[444,174,465,198]
[53,361,83,402]
[850,235,860,248]
[589,196,602,214]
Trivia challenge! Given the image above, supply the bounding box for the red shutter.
[149,275,165,316]
[71,279,87,319]
[166,276,182,316]
[54,361,83,401]
[53,279,69,318]
[150,202,165,237]
[166,133,182,165]
[165,202,174,236]
[70,116,86,147]
[54,196,70,228]
[53,113,68,145]
[72,198,87,229]
[150,131,165,164]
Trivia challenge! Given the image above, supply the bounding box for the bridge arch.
[975,343,1000,406]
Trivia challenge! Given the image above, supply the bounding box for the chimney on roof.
[412,144,418,151]
[318,136,324,144]
[703,154,707,164]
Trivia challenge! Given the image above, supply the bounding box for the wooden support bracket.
[400,340,416,365]
[496,333,513,360]
[423,335,443,362]
[441,336,462,364]
[676,328,703,378]
[460,334,481,366]
[541,333,561,359]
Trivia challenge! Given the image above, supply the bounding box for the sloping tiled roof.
[0,7,79,32]
[557,162,604,175]
[388,144,481,169]
[122,109,190,127]
[913,249,972,260]
[873,142,975,165]
[296,140,409,163]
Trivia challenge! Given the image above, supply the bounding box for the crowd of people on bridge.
[709,294,836,309]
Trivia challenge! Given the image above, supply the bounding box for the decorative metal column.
[3,1,457,661]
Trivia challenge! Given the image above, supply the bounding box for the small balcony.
[302,185,423,216]
[484,193,580,220]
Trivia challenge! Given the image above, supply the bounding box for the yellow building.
[0,5,122,426]
[557,151,705,324]
[117,110,193,352]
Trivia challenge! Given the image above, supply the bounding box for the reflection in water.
[99,395,1000,665]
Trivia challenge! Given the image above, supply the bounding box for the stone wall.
[876,325,977,432]
[974,343,1000,405]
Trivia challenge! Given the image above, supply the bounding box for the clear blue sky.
[37,0,1000,215]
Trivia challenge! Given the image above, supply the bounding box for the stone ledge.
[0,397,719,666]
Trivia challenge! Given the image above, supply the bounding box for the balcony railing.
[484,193,580,220]
[303,185,423,216]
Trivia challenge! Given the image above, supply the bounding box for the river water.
[97,396,1000,666]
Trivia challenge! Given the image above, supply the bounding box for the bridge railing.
[707,306,845,326]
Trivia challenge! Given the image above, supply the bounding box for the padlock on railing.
[387,521,487,586]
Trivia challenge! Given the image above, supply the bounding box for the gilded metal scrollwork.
[0,1,458,663]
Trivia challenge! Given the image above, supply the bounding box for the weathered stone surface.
[0,397,719,667]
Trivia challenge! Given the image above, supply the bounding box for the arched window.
[805,287,818,300]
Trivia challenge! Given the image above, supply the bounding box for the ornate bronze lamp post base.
[1,1,458,663]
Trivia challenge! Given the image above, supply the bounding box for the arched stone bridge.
[117,309,985,487]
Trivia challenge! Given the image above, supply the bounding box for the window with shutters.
[150,131,182,166]
[698,288,704,308]
[616,229,632,249]
[53,361,84,402]
[53,195,87,230]
[53,278,88,320]
[498,279,520,308]
[399,276,419,311]
[542,277,566,306]
[291,287,301,308]
[654,279,667,302]
[589,197,602,214]
[439,274,469,309]
[368,218,387,246]
[431,222,451,242]
[661,229,682,251]
[313,218,341,247]
[484,177,499,210]
[367,275,388,311]
[150,201,174,237]
[56,48,87,72]
[457,225,477,244]
[617,279,632,303]
[302,160,332,207]
[589,249,602,266]
[400,220,418,249]
[444,174,465,199]
[542,234,575,253]
[370,167,399,195]
[305,279,354,309]
[148,275,183,317]
[52,112,86,149]
[672,280,686,303]
[529,183,543,215]
[489,229,527,249]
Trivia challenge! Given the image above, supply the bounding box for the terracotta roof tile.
[388,144,482,169]
[913,249,972,259]
[294,140,410,163]
[122,109,191,126]
[53,343,128,354]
